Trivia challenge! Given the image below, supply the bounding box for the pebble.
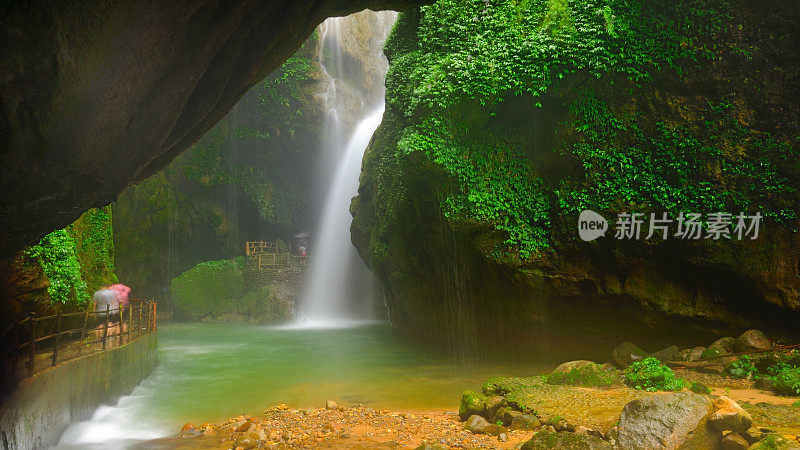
[182,404,528,448]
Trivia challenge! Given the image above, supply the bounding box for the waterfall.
[298,11,396,326]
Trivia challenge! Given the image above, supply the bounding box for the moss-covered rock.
[521,430,612,450]
[170,259,246,321]
[749,434,800,450]
[459,390,487,421]
[169,258,299,324]
[547,361,616,387]
[702,337,737,359]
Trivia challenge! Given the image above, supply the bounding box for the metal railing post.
[77,308,89,356]
[102,305,109,351]
[28,313,36,377]
[51,310,62,366]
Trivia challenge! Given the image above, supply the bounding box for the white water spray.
[298,11,396,326]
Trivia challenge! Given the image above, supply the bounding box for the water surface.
[55,322,549,448]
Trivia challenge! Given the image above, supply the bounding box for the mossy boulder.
[612,342,647,368]
[734,330,772,353]
[170,259,245,321]
[748,434,800,450]
[649,346,680,363]
[521,430,612,449]
[702,337,737,359]
[459,390,488,421]
[547,360,616,387]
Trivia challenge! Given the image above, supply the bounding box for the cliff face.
[112,34,324,298]
[112,10,397,299]
[351,1,800,357]
[0,0,429,260]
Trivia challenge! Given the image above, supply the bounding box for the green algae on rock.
[521,430,612,450]
[546,360,617,387]
[169,258,297,324]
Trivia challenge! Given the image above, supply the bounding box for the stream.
[54,322,549,448]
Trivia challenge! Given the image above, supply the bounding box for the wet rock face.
[0,0,427,259]
[617,392,717,450]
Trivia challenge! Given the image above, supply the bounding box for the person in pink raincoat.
[109,284,131,334]
[109,284,131,308]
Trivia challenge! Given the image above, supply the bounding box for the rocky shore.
[173,330,800,449]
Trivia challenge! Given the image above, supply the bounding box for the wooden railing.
[1,299,157,379]
[246,241,281,256]
[250,252,307,269]
[246,241,307,269]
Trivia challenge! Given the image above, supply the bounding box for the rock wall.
[0,207,118,336]
[0,0,429,260]
[169,258,301,324]
[351,1,800,358]
[0,332,158,449]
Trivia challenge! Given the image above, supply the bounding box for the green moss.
[749,433,800,450]
[521,430,611,449]
[459,390,488,420]
[701,346,729,359]
[546,363,616,387]
[482,376,539,396]
[68,206,118,293]
[169,258,245,320]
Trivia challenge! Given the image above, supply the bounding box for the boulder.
[552,360,596,372]
[520,430,613,449]
[547,360,615,386]
[459,390,487,421]
[510,414,541,430]
[720,432,749,450]
[702,337,736,359]
[617,392,718,449]
[415,445,448,450]
[484,395,504,420]
[575,425,604,439]
[326,400,338,410]
[649,345,680,362]
[708,396,752,434]
[734,330,772,353]
[464,415,505,436]
[612,342,647,368]
[464,415,490,434]
[688,346,707,362]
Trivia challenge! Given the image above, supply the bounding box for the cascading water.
[298,11,396,326]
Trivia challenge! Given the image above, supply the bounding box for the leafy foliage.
[24,230,89,307]
[68,206,118,293]
[372,0,800,259]
[727,355,758,379]
[689,381,711,395]
[773,366,800,396]
[21,206,118,307]
[624,357,685,391]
